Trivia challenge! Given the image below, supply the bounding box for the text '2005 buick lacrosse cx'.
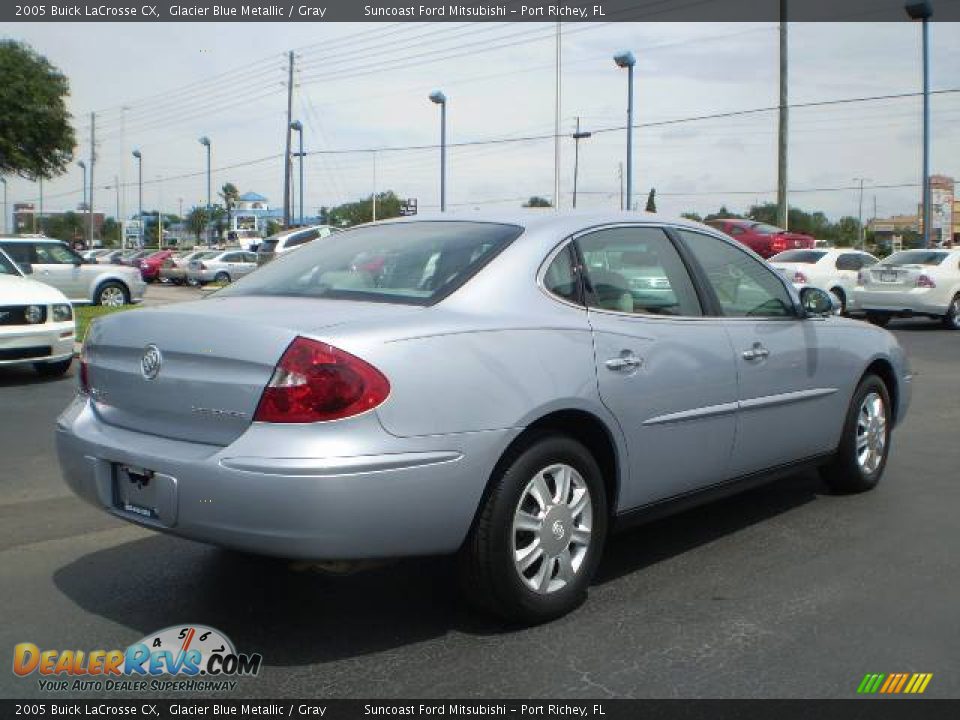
[57,212,911,623]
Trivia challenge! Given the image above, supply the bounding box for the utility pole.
[554,22,562,210]
[371,150,377,222]
[777,0,789,229]
[113,175,120,220]
[571,117,591,209]
[88,113,96,245]
[0,178,6,234]
[854,177,870,250]
[283,50,295,228]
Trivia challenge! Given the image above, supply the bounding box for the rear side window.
[217,221,522,305]
[835,253,863,271]
[542,246,580,304]
[577,227,702,317]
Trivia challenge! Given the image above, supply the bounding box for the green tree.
[680,212,703,222]
[219,183,239,231]
[704,205,740,222]
[328,191,403,227]
[265,219,282,237]
[835,216,861,247]
[0,40,76,180]
[101,218,121,247]
[186,207,210,244]
[39,211,85,242]
[645,188,657,213]
[523,196,552,208]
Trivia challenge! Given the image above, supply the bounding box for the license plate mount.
[112,464,178,526]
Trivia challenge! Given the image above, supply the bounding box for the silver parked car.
[185,250,258,285]
[57,213,911,622]
[0,237,146,306]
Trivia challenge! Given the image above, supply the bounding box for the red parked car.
[138,250,175,282]
[706,219,814,259]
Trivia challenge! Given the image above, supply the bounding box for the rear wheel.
[940,294,960,330]
[459,434,607,624]
[95,281,129,307]
[866,312,891,327]
[33,358,72,378]
[820,374,891,494]
[214,271,231,284]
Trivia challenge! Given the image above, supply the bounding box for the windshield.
[883,251,947,266]
[770,250,826,264]
[752,224,783,235]
[217,221,522,305]
[0,250,22,276]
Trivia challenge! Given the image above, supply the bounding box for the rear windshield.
[752,223,782,235]
[883,251,947,266]
[770,250,826,264]
[217,221,522,305]
[258,236,280,251]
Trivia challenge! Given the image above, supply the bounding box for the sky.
[3,20,959,227]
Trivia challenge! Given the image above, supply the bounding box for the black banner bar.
[3,700,960,720]
[4,0,960,23]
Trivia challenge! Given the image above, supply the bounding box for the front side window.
[34,242,79,264]
[576,227,702,317]
[217,221,521,306]
[0,243,32,266]
[679,230,795,318]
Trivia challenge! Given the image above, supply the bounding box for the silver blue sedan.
[56,212,911,622]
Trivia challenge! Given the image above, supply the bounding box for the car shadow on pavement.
[52,471,825,666]
[0,364,74,387]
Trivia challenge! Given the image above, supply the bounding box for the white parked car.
[855,248,960,329]
[769,248,880,315]
[0,248,75,377]
[256,225,339,265]
[0,237,146,306]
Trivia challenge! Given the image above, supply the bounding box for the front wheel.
[95,281,129,307]
[940,294,960,330]
[830,287,847,315]
[459,434,608,624]
[866,312,891,327]
[820,374,891,494]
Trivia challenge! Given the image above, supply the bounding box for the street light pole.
[290,121,304,227]
[614,51,636,211]
[132,150,143,247]
[429,90,447,212]
[906,1,933,248]
[199,137,211,244]
[571,117,592,209]
[0,178,6,234]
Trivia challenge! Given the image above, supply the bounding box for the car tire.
[940,294,960,330]
[830,287,847,315]
[95,281,130,307]
[214,272,231,284]
[458,433,608,624]
[820,374,892,494]
[33,358,73,378]
[865,312,891,327]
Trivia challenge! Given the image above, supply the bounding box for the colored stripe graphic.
[857,673,933,694]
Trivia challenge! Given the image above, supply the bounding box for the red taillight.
[917,274,936,288]
[792,271,809,284]
[199,263,207,270]
[770,237,787,253]
[254,337,390,423]
[78,346,90,394]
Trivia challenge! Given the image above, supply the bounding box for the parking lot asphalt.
[1,308,958,699]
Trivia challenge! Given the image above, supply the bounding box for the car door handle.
[742,343,770,361]
[605,352,642,372]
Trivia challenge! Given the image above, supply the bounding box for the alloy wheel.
[856,391,886,474]
[511,463,593,594]
[100,286,126,307]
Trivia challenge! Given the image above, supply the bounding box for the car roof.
[0,236,65,243]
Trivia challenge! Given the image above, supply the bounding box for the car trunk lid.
[863,264,925,290]
[82,296,419,446]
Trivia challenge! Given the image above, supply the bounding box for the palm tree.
[219,183,239,234]
[186,207,210,244]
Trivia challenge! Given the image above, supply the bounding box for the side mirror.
[20,263,33,275]
[799,286,837,317]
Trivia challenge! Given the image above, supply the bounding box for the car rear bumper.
[854,288,947,316]
[0,321,75,365]
[55,396,513,560]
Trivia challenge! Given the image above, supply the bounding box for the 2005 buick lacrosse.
[57,212,911,622]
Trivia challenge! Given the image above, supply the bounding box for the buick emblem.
[140,344,162,380]
[551,520,566,540]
